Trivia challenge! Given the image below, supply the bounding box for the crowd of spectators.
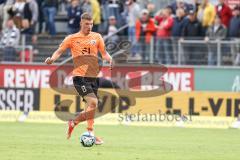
[0,0,239,65]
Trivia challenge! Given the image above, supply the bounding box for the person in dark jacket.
[172,8,188,64]
[36,0,44,33]
[229,5,240,38]
[229,5,240,65]
[169,0,193,15]
[172,9,188,37]
[67,0,82,34]
[21,19,34,45]
[22,0,38,45]
[205,15,227,65]
[182,10,202,38]
[182,10,203,64]
[43,0,58,35]
[24,0,38,27]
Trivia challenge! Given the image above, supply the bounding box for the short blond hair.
[81,12,93,21]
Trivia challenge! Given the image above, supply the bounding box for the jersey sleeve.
[98,34,112,62]
[59,35,72,51]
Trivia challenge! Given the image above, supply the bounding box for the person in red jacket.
[216,0,232,27]
[155,7,174,64]
[135,9,156,62]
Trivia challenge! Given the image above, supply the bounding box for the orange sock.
[73,111,85,125]
[73,106,95,130]
[86,106,95,132]
[87,119,94,132]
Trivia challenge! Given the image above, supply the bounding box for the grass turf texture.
[0,122,239,160]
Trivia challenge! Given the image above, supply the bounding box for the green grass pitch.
[0,122,239,160]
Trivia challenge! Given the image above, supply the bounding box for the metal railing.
[126,37,240,66]
[0,45,33,63]
[0,34,34,63]
[1,33,239,66]
[178,39,240,66]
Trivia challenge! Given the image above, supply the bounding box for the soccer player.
[45,12,112,145]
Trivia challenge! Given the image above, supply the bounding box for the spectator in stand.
[21,1,32,42]
[205,15,227,65]
[104,16,121,44]
[23,0,38,44]
[216,0,232,28]
[107,0,121,24]
[67,0,82,34]
[182,10,203,64]
[81,0,92,14]
[192,0,200,13]
[135,9,156,62]
[24,0,38,32]
[97,0,104,5]
[0,19,20,61]
[229,5,240,65]
[24,0,38,26]
[2,0,14,29]
[0,0,5,31]
[21,19,34,45]
[182,10,202,38]
[36,0,44,34]
[91,0,101,32]
[43,0,58,36]
[197,0,216,34]
[169,0,193,15]
[8,0,26,28]
[139,0,151,9]
[155,7,174,64]
[119,0,130,35]
[126,0,141,58]
[171,8,188,64]
[146,2,155,18]
[229,5,240,38]
[20,19,33,61]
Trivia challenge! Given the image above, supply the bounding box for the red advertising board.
[0,64,194,91]
[0,64,56,88]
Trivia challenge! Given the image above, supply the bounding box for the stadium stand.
[0,0,239,65]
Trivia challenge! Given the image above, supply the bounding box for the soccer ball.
[80,131,96,147]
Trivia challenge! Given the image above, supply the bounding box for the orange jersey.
[59,32,111,77]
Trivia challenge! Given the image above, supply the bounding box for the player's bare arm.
[98,35,113,70]
[103,51,113,70]
[45,48,65,65]
[107,53,114,70]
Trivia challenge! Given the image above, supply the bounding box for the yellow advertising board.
[40,89,240,118]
